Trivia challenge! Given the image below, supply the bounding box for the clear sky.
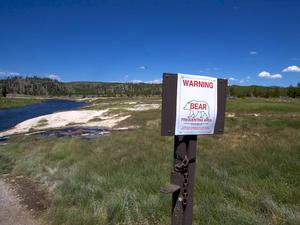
[0,0,300,86]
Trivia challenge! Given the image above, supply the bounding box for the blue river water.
[0,99,87,132]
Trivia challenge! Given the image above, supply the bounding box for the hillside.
[0,76,299,98]
[0,76,68,96]
[64,81,162,97]
[0,76,162,97]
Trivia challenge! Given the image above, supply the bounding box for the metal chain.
[174,155,190,207]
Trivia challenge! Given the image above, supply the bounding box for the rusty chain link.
[174,155,193,207]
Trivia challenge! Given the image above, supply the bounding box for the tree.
[1,85,8,97]
[270,87,280,97]
[287,86,296,98]
[253,86,258,97]
[229,86,237,97]
[264,88,270,98]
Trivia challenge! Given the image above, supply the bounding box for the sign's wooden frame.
[161,73,228,136]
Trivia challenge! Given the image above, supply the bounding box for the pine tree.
[2,85,8,97]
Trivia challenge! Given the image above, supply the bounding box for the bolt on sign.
[161,73,227,225]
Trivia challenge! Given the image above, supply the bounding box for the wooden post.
[161,73,227,225]
[171,135,197,225]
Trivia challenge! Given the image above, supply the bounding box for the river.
[0,99,87,132]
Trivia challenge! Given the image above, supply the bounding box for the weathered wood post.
[161,73,227,225]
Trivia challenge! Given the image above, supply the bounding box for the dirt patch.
[2,174,51,217]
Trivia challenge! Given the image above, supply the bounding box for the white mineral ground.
[0,103,160,137]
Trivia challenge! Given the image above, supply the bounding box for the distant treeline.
[228,84,300,98]
[0,76,299,98]
[1,76,67,96]
[0,76,161,97]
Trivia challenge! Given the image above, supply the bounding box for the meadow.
[0,97,299,225]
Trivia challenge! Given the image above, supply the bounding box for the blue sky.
[0,0,300,86]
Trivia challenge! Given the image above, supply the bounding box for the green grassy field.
[0,98,41,109]
[0,98,299,225]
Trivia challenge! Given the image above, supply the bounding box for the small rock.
[1,174,10,178]
[254,133,260,137]
[226,112,236,118]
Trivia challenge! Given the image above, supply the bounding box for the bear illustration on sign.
[183,100,210,118]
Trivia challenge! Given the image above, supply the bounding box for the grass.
[85,97,161,110]
[0,97,299,225]
[35,119,49,127]
[226,98,300,114]
[0,98,41,109]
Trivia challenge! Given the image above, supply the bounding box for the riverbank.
[0,98,41,109]
[0,110,130,137]
[0,98,161,137]
[0,99,88,133]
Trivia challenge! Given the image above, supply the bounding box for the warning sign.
[175,74,218,135]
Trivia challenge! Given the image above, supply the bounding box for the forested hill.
[0,76,299,98]
[1,76,68,96]
[228,85,300,98]
[0,76,162,97]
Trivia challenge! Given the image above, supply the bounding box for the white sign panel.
[175,74,218,135]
